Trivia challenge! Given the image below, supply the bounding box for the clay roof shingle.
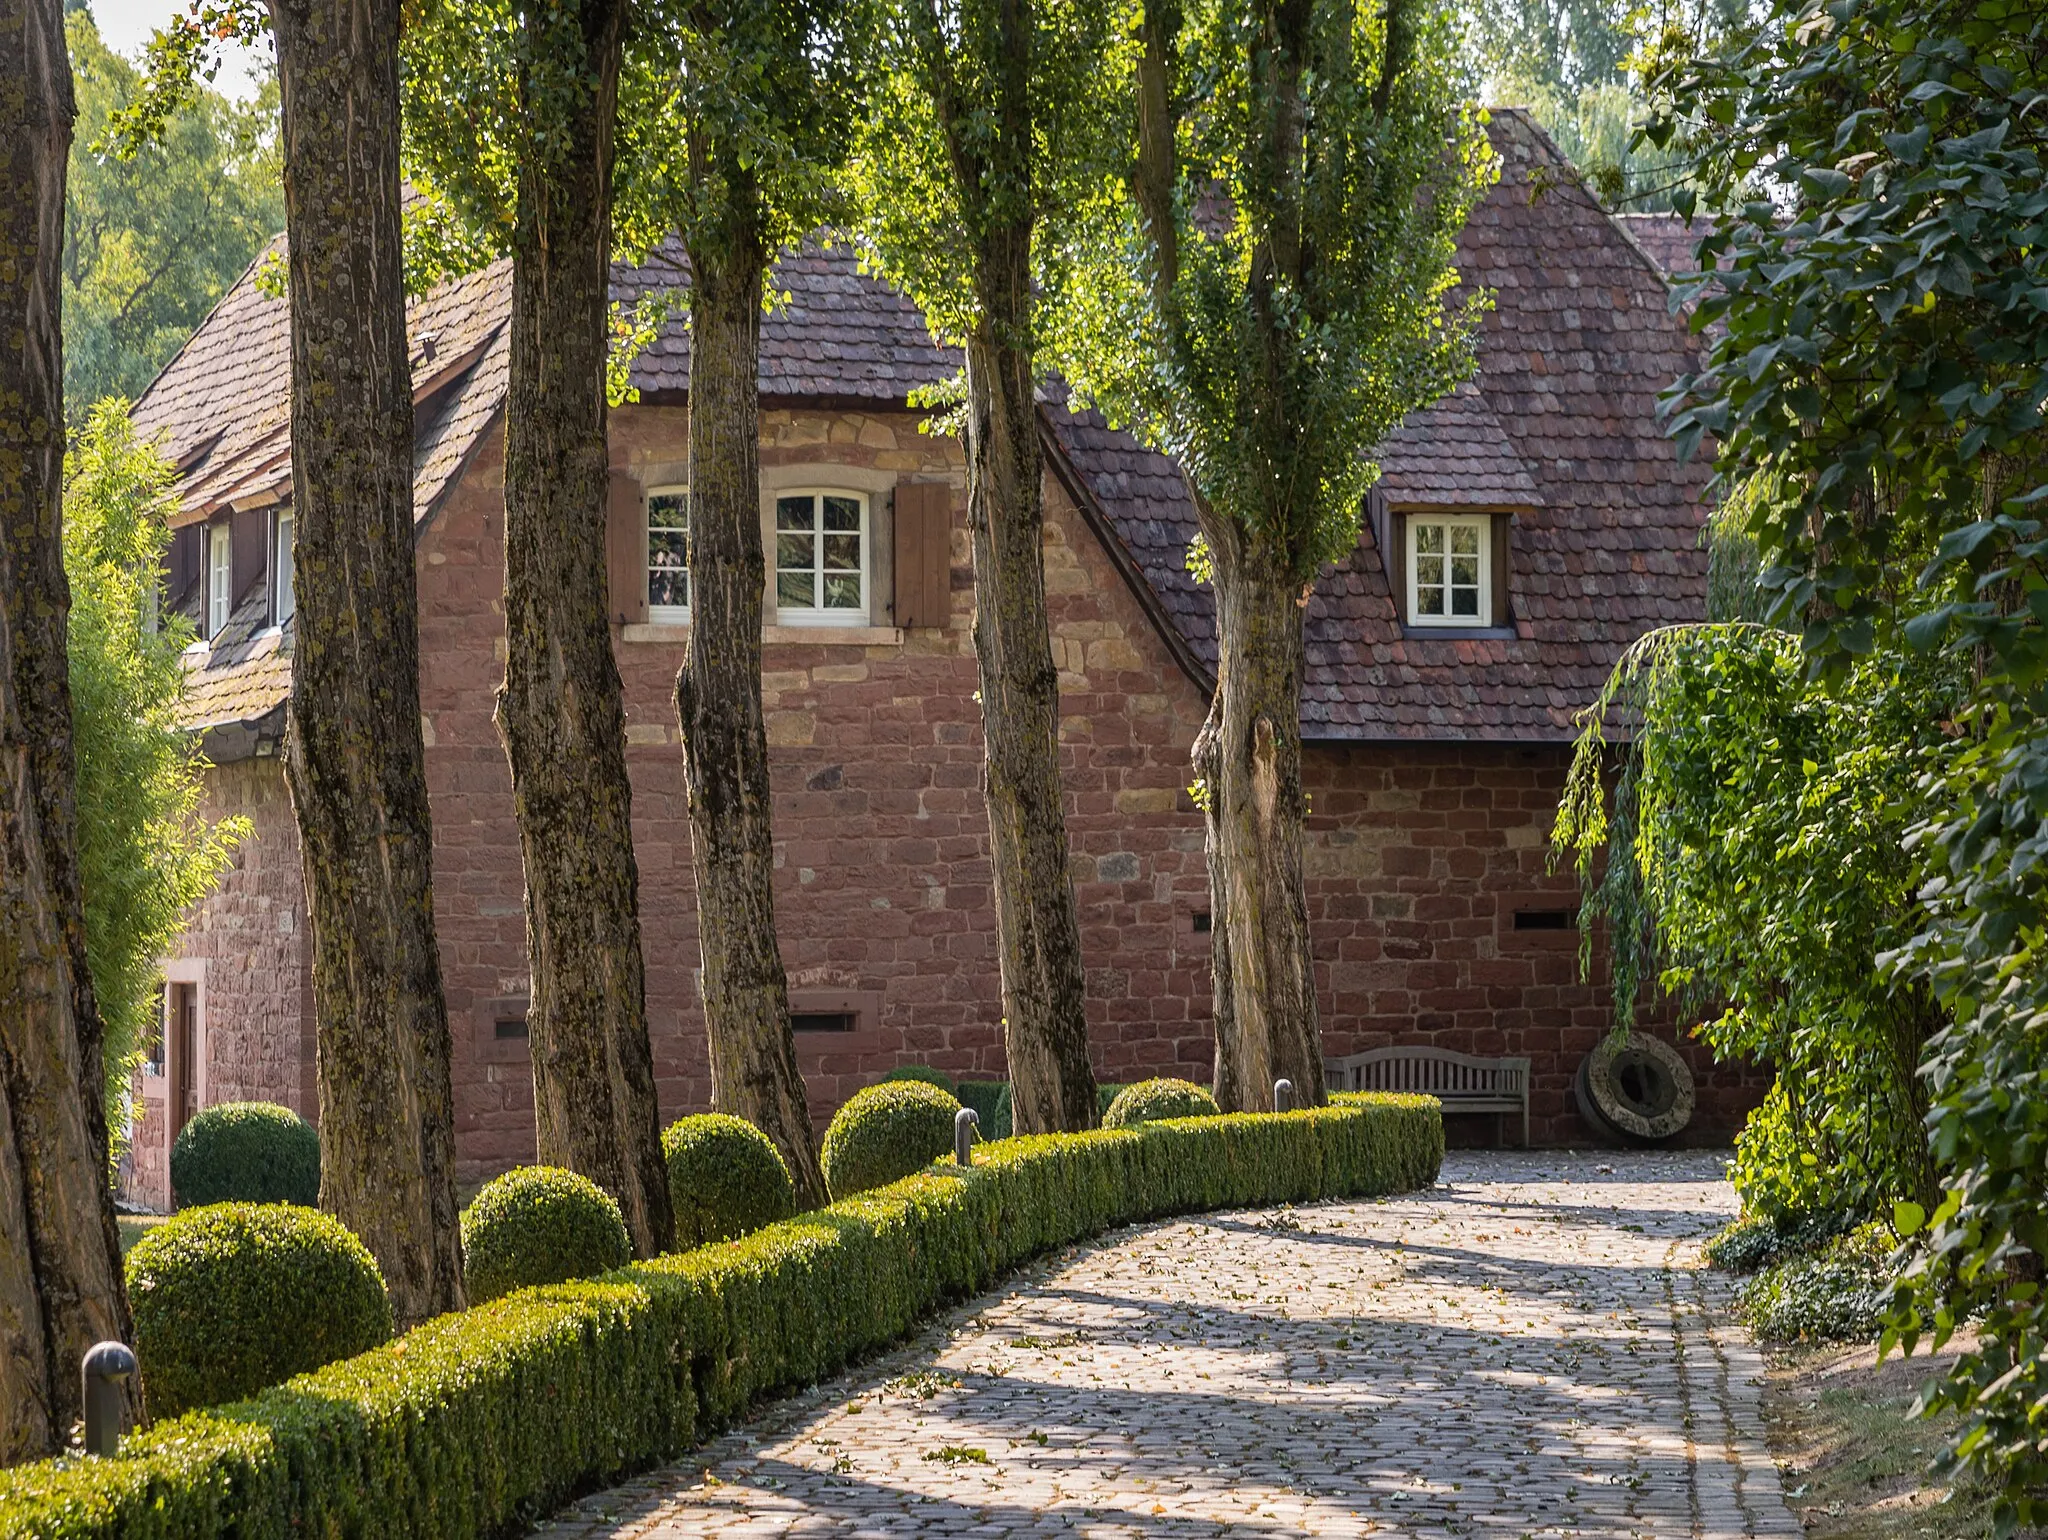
[136,110,1706,744]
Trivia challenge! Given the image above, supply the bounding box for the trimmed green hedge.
[820,1081,961,1200]
[663,1114,795,1248]
[169,1102,320,1208]
[1103,1078,1221,1128]
[0,1097,1440,1540]
[461,1167,633,1305]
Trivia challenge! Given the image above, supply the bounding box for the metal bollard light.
[81,1340,137,1457]
[1273,1078,1294,1114]
[954,1107,980,1167]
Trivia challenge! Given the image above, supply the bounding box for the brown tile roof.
[139,109,1704,743]
[1614,212,1705,280]
[1046,108,1710,741]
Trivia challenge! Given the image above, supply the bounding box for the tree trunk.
[964,328,1097,1134]
[1203,520,1324,1112]
[270,0,464,1326]
[675,197,826,1211]
[0,0,135,1457]
[494,0,673,1258]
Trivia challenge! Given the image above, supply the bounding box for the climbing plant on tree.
[1553,624,1955,1227]
[849,0,1125,1134]
[409,0,676,1257]
[1644,0,2048,1519]
[1059,0,1491,1110]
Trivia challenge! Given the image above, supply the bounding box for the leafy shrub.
[125,1202,391,1417]
[1738,1226,1892,1343]
[662,1115,795,1250]
[1103,1078,1221,1129]
[1704,1208,1855,1274]
[881,1066,956,1095]
[0,1098,1443,1539]
[957,1081,1011,1141]
[820,1081,961,1201]
[1096,1082,1127,1118]
[461,1167,633,1304]
[169,1102,320,1208]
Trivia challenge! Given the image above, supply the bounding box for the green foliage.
[169,1102,319,1208]
[820,1082,962,1201]
[1704,1208,1854,1275]
[1553,626,1953,1225]
[65,404,247,1156]
[1057,0,1492,585]
[460,1167,634,1305]
[1102,1077,1221,1128]
[881,1066,956,1094]
[956,1081,1012,1141]
[0,1098,1440,1538]
[124,1203,392,1417]
[661,1115,796,1250]
[1737,1226,1893,1344]
[65,8,281,414]
[848,0,1125,348]
[1644,0,2048,1519]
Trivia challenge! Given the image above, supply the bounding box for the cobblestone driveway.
[539,1151,1797,1540]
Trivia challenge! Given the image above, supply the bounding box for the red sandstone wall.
[122,756,312,1208]
[153,402,1762,1200]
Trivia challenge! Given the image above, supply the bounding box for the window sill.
[621,622,904,647]
[1399,624,1518,641]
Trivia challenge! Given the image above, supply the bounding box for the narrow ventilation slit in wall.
[1191,911,1212,933]
[792,1011,858,1034]
[1512,908,1577,932]
[494,1017,529,1040]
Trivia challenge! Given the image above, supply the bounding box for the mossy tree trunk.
[674,168,826,1212]
[963,324,1097,1135]
[0,0,135,1458]
[494,0,674,1257]
[1199,516,1323,1112]
[270,0,465,1326]
[911,0,1098,1136]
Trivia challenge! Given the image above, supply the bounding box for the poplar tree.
[0,0,136,1459]
[105,0,471,1324]
[853,0,1120,1134]
[410,0,676,1257]
[1063,0,1490,1108]
[628,0,865,1208]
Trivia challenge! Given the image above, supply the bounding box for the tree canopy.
[63,3,280,415]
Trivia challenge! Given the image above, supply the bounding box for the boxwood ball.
[126,1202,392,1417]
[169,1100,320,1208]
[1102,1077,1222,1129]
[662,1114,796,1250]
[820,1080,962,1201]
[460,1165,633,1303]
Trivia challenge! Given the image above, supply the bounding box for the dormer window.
[1392,510,1511,631]
[1407,513,1489,625]
[206,521,233,638]
[273,509,295,627]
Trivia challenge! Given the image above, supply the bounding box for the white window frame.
[273,509,295,627]
[206,521,233,638]
[1406,512,1492,628]
[773,488,869,628]
[646,484,690,623]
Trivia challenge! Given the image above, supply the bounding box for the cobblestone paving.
[538,1151,1797,1540]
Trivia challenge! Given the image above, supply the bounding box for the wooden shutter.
[231,504,266,606]
[605,471,647,626]
[1491,513,1512,628]
[891,480,951,629]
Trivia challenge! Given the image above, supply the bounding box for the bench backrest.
[1325,1046,1530,1098]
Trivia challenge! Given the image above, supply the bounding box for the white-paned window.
[775,490,866,625]
[273,510,295,626]
[206,521,233,638]
[1407,513,1490,626]
[647,487,689,619]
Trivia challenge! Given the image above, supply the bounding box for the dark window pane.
[776,495,814,530]
[823,495,861,531]
[778,571,815,607]
[822,573,861,609]
[822,533,860,571]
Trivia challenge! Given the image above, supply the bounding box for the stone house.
[119,111,1757,1208]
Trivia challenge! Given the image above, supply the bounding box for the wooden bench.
[1325,1046,1531,1148]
